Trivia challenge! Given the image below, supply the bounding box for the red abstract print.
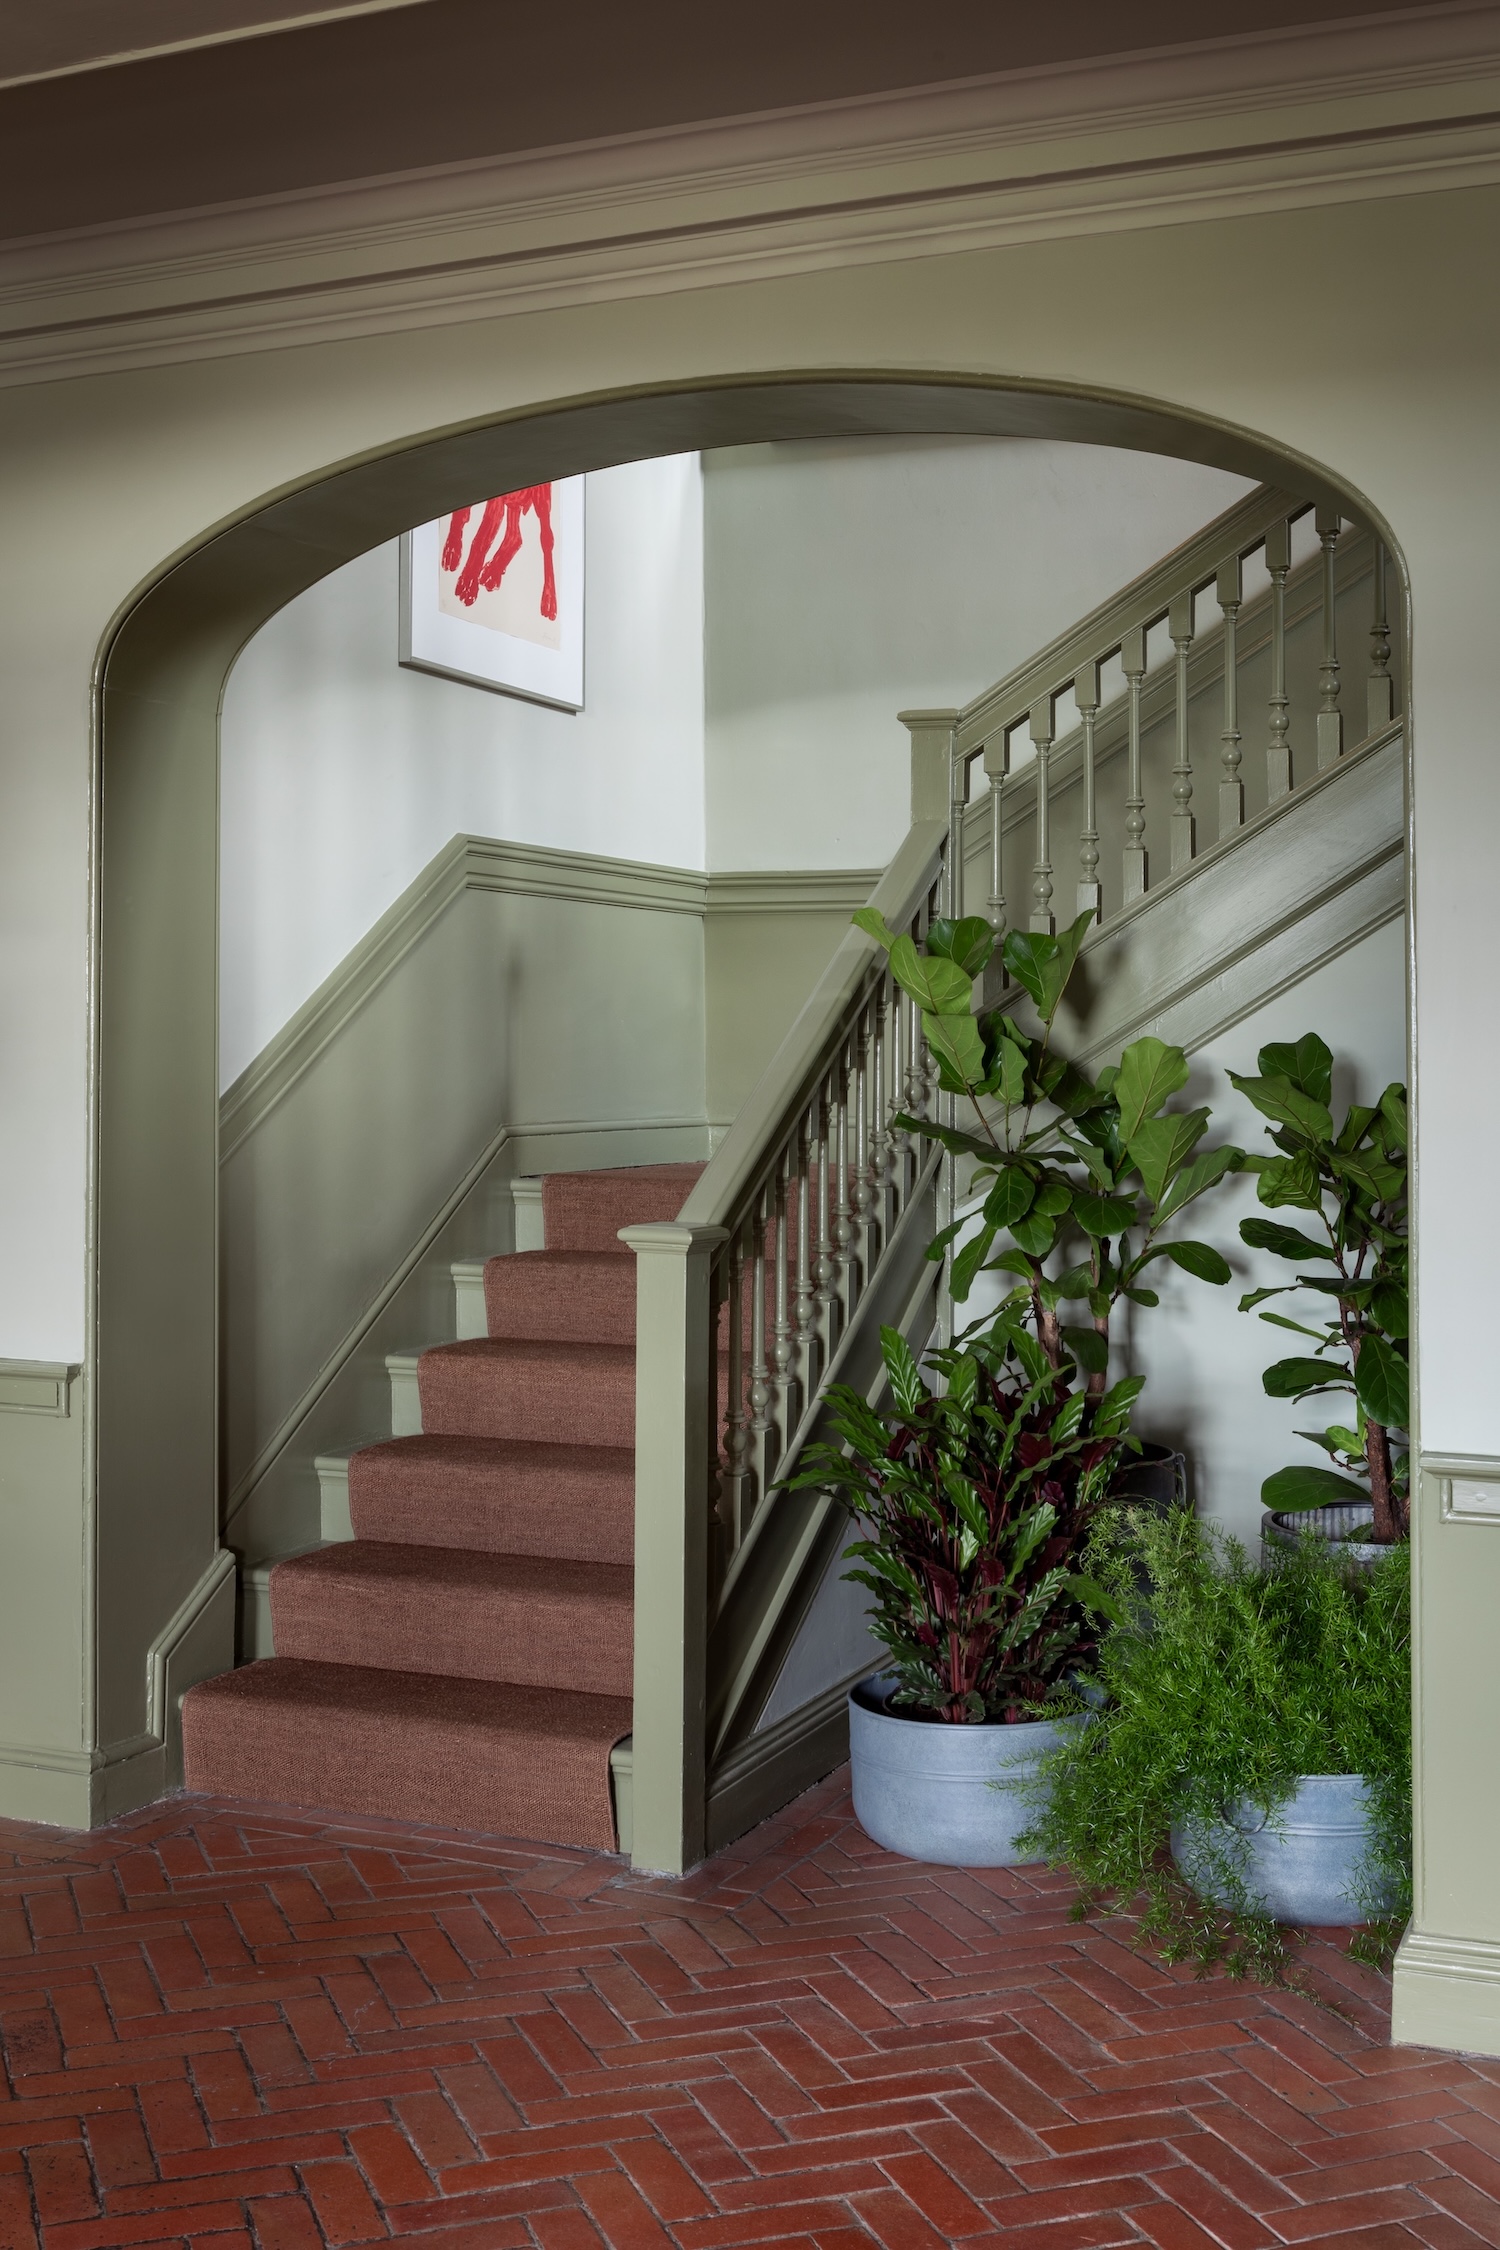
[441,486,558,619]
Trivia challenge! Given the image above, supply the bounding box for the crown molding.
[0,5,1498,388]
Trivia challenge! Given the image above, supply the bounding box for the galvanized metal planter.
[1261,1501,1383,1566]
[1170,1773,1393,1924]
[847,1674,1080,1867]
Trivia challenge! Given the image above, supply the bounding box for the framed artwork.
[399,476,585,710]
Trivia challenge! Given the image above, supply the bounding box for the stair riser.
[348,1450,634,1565]
[271,1575,632,1697]
[419,1351,634,1450]
[182,1664,626,1852]
[482,1254,636,1347]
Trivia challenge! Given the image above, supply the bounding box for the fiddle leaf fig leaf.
[1114,1038,1191,1142]
[1228,1070,1333,1142]
[1061,1325,1110,1374]
[1262,1355,1351,1399]
[922,1007,987,1089]
[1379,1082,1409,1149]
[1257,1034,1333,1107]
[948,1225,996,1304]
[925,916,996,976]
[1256,1151,1323,1210]
[1032,1180,1073,1219]
[1009,1211,1057,1257]
[1240,1216,1335,1261]
[1329,1147,1405,1203]
[995,1036,1028,1108]
[1126,1109,1208,1207]
[851,906,897,952]
[1354,1332,1410,1430]
[1147,1239,1233,1285]
[1073,1192,1137,1238]
[983,1168,1036,1229]
[1262,1464,1372,1511]
[889,932,972,1016]
[1154,1143,1241,1226]
[1369,1279,1409,1339]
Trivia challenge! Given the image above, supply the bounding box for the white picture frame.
[399,476,585,710]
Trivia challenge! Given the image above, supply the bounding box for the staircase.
[189,479,1406,1878]
[182,1165,703,1848]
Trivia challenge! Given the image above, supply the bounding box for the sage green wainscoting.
[1393,1452,1500,2055]
[221,835,712,1571]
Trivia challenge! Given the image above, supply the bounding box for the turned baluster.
[1121,626,1148,903]
[948,739,968,920]
[1075,660,1102,920]
[1029,697,1056,934]
[1168,590,1196,871]
[1368,540,1394,735]
[769,1146,799,1451]
[791,1104,818,1391]
[813,1073,840,1360]
[722,1221,751,1545]
[851,999,879,1274]
[984,734,1008,942]
[871,976,898,1228]
[1316,505,1344,769]
[1265,518,1292,801]
[746,1183,774,1519]
[1217,554,1244,837]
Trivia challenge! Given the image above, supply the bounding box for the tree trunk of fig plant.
[1366,1418,1406,1543]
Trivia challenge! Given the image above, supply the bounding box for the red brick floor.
[0,1769,1495,2250]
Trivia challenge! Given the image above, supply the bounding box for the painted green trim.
[1392,1929,1500,2058]
[0,1361,76,1417]
[221,835,709,1157]
[705,1667,869,1856]
[705,870,881,914]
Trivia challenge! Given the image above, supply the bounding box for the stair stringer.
[1061,721,1403,1065]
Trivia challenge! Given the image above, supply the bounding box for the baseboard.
[1393,1926,1500,2058]
[704,1668,863,1856]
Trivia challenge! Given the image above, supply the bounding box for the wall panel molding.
[2,7,1499,384]
[221,835,708,1158]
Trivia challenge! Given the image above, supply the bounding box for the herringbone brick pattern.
[0,1771,1493,2250]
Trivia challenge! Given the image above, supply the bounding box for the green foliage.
[1019,1512,1412,1978]
[1233,1031,1409,1541]
[855,906,1244,1388]
[785,1315,1142,1722]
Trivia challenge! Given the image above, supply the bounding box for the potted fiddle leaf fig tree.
[853,906,1245,1395]
[1232,1033,1409,1545]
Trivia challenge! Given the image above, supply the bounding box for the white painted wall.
[702,436,1254,870]
[961,917,1406,1545]
[218,451,705,1087]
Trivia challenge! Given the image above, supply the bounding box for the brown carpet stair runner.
[182,1164,705,1851]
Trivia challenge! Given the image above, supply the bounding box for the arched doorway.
[93,370,1378,1800]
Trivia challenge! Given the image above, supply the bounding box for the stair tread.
[348,1435,632,1562]
[482,1250,635,1345]
[182,1659,628,1852]
[271,1541,632,1696]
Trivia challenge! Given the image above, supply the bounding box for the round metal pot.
[1112,1440,1188,1514]
[1261,1502,1384,1567]
[847,1674,1081,1866]
[1170,1773,1394,1924]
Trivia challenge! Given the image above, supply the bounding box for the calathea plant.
[788,1312,1139,1722]
[852,907,1243,1387]
[1232,1033,1410,1543]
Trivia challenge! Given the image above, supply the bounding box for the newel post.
[901,708,961,912]
[620,1220,728,1875]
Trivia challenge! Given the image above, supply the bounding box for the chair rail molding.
[1,5,1498,384]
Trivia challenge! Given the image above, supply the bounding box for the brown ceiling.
[0,0,1466,246]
